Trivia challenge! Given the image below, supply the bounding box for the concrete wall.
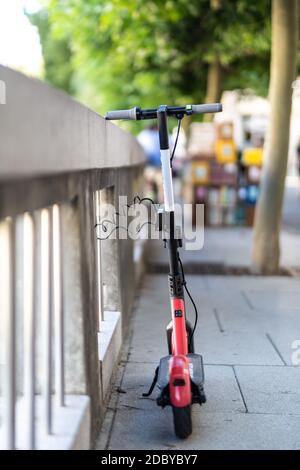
[0,66,146,448]
[0,65,144,178]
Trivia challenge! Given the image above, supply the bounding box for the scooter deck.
[157,353,205,389]
[156,354,206,407]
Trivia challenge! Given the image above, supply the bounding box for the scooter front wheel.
[172,405,192,439]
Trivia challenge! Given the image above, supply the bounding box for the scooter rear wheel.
[172,405,192,439]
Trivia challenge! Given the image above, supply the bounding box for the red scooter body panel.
[169,298,191,407]
[170,298,188,356]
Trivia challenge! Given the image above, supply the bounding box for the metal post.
[0,218,16,449]
[52,204,65,407]
[95,191,104,324]
[23,213,36,449]
[41,208,52,434]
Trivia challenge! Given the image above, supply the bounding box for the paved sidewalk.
[97,274,300,450]
[283,180,300,233]
[147,227,300,271]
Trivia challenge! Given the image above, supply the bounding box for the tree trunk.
[204,58,223,122]
[204,0,223,122]
[252,0,298,274]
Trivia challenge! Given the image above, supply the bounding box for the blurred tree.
[42,0,271,118]
[203,0,223,122]
[27,8,75,94]
[252,0,299,274]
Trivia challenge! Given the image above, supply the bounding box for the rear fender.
[169,355,191,407]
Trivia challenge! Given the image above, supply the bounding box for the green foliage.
[27,8,75,94]
[35,0,272,122]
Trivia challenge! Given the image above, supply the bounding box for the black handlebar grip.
[191,103,222,114]
[105,107,138,120]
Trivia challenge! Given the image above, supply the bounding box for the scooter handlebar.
[105,107,138,120]
[105,103,222,121]
[191,103,222,114]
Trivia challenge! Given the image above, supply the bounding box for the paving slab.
[238,307,300,366]
[263,331,299,366]
[204,275,300,291]
[246,290,300,310]
[147,228,300,269]
[235,365,300,415]
[105,408,300,450]
[97,274,300,450]
[195,325,282,366]
[117,363,245,414]
[130,277,283,366]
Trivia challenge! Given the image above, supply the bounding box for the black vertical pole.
[157,106,181,280]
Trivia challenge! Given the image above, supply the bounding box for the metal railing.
[0,65,145,449]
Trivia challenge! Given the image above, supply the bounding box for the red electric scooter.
[105,103,222,439]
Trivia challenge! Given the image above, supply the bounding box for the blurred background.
[1,0,299,272]
[1,1,300,451]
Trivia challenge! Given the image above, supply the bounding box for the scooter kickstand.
[142,366,159,397]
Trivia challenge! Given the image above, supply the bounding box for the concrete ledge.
[98,311,122,400]
[0,65,145,178]
[0,395,90,450]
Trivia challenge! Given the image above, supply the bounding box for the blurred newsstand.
[182,90,269,226]
[182,120,263,227]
